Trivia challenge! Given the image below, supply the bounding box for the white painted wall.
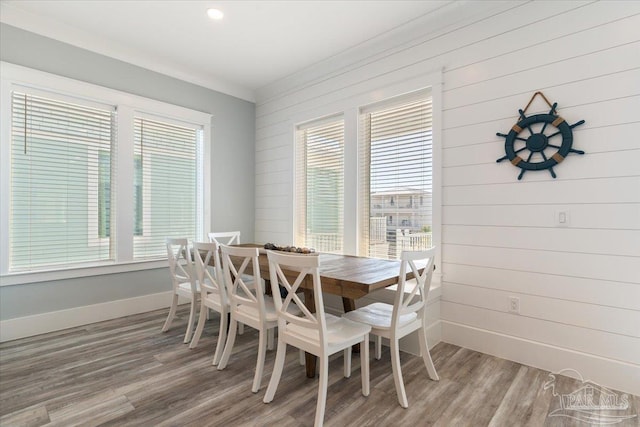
[254,0,640,395]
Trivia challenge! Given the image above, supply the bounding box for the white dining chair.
[208,231,246,335]
[342,248,439,408]
[264,250,371,427]
[162,237,199,344]
[217,245,298,393]
[188,241,229,365]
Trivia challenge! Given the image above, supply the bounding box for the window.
[1,63,211,281]
[360,91,433,259]
[9,91,115,271]
[133,117,203,259]
[295,117,344,253]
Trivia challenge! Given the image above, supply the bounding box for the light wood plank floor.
[1,306,638,426]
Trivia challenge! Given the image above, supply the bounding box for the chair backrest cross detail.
[268,251,327,352]
[220,244,266,325]
[193,241,226,307]
[393,248,435,331]
[166,238,196,294]
[208,231,241,246]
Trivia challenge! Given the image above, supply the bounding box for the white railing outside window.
[395,230,433,259]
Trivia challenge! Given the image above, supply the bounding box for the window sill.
[0,259,168,287]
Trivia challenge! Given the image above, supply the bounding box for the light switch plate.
[555,210,570,227]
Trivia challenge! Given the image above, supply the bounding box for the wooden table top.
[233,244,425,300]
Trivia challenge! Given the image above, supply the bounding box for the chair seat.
[343,302,417,330]
[236,296,300,323]
[203,292,227,310]
[287,313,371,346]
[177,281,200,294]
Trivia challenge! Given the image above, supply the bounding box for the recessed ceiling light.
[207,8,224,20]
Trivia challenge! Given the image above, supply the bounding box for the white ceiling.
[0,0,453,101]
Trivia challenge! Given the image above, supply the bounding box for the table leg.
[342,297,356,312]
[342,297,360,353]
[303,288,317,378]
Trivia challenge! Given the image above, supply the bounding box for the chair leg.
[189,301,207,349]
[183,296,197,344]
[419,327,439,381]
[238,322,245,335]
[217,318,238,370]
[361,334,370,397]
[263,340,287,403]
[252,328,268,393]
[343,347,352,378]
[315,355,329,427]
[299,349,305,366]
[390,337,408,408]
[375,335,382,360]
[267,327,275,350]
[161,294,179,332]
[212,310,228,366]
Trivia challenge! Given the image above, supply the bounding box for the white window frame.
[0,62,212,285]
[359,89,434,260]
[288,70,442,281]
[131,112,205,258]
[294,114,345,253]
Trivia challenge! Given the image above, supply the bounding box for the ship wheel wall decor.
[496,92,585,180]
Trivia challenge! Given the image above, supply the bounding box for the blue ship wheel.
[497,94,585,180]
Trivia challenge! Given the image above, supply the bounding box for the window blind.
[360,94,433,259]
[133,117,201,259]
[295,118,344,253]
[10,91,115,271]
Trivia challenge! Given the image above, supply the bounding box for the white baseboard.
[442,320,640,396]
[0,291,174,342]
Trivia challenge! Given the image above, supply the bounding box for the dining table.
[226,244,426,378]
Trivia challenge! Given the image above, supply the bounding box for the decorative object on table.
[264,242,315,254]
[496,91,585,180]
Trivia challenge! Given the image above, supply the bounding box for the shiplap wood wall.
[254,0,640,395]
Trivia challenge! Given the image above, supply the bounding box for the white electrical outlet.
[508,296,520,314]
